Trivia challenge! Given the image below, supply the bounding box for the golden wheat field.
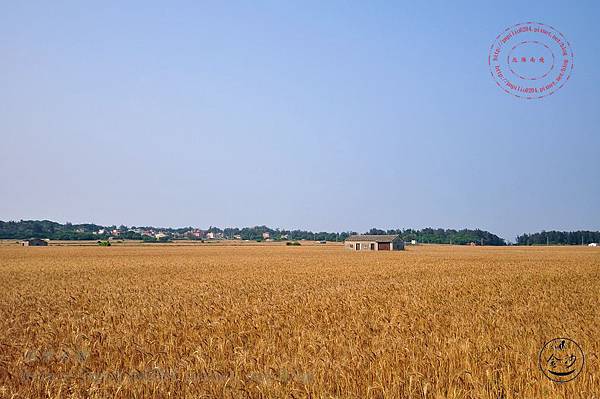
[0,244,599,398]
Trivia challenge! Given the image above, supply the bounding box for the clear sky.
[1,1,599,241]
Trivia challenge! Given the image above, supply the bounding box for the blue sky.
[1,1,599,241]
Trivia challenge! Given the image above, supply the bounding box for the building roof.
[345,234,399,242]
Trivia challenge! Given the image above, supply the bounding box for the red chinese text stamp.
[488,22,574,99]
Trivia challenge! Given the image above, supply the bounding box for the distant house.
[155,232,168,240]
[191,230,203,238]
[345,235,404,251]
[262,232,270,239]
[21,238,48,247]
[589,243,598,247]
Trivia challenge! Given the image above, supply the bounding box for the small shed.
[21,238,48,247]
[345,234,404,251]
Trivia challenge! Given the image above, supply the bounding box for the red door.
[378,242,390,251]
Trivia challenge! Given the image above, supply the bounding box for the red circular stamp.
[488,22,574,99]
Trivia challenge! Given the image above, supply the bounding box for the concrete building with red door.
[344,234,404,251]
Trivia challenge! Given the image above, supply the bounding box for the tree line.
[516,231,600,245]
[366,228,506,246]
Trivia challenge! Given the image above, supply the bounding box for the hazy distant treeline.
[365,228,506,246]
[0,220,134,240]
[516,231,600,245]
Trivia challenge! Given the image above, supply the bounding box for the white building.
[345,235,404,251]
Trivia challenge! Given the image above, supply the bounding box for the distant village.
[0,220,338,242]
[94,227,281,242]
